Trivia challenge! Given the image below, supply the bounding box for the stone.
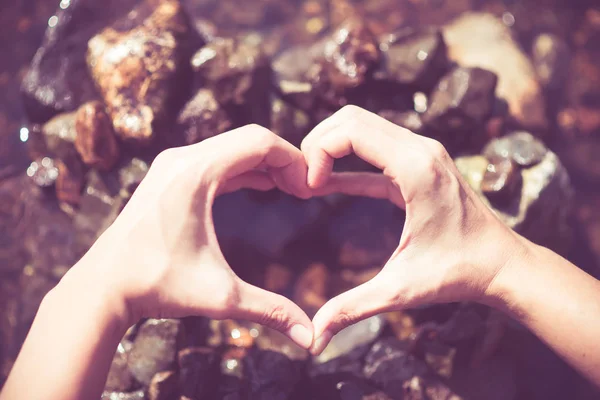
[422,66,498,152]
[101,390,145,400]
[327,197,404,269]
[74,101,120,170]
[105,340,135,392]
[221,347,246,379]
[532,33,570,92]
[480,158,522,208]
[37,112,78,160]
[483,131,547,168]
[316,316,385,365]
[191,35,271,126]
[443,12,547,129]
[176,88,233,145]
[376,28,448,92]
[26,158,59,188]
[455,132,573,252]
[378,110,423,133]
[148,370,179,400]
[269,97,311,148]
[178,346,219,399]
[87,0,194,144]
[0,177,30,275]
[222,320,256,348]
[293,263,329,317]
[384,311,417,342]
[55,157,85,208]
[243,348,303,400]
[127,319,181,385]
[118,158,149,198]
[254,327,309,362]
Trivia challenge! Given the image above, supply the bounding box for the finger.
[230,281,314,349]
[191,125,311,199]
[311,172,406,209]
[310,275,394,355]
[301,106,428,196]
[216,171,276,196]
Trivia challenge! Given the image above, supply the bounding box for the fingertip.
[307,150,333,189]
[288,324,314,350]
[309,329,333,356]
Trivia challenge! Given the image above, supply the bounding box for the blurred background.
[1,0,599,399]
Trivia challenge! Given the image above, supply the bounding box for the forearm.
[486,237,600,385]
[0,259,130,400]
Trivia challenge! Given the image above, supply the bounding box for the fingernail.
[288,324,313,350]
[309,330,333,356]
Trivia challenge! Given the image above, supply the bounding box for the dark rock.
[37,112,78,160]
[191,35,271,127]
[101,390,145,400]
[483,131,547,168]
[55,157,85,208]
[176,88,233,145]
[0,177,30,274]
[328,197,404,269]
[118,158,149,198]
[243,349,303,400]
[105,340,135,392]
[254,326,309,362]
[74,101,120,170]
[532,33,570,92]
[87,0,195,144]
[376,28,448,92]
[422,67,497,151]
[221,347,247,379]
[148,370,179,400]
[270,97,310,147]
[128,319,181,385]
[26,158,59,188]
[481,158,522,208]
[178,346,219,399]
[378,110,423,133]
[293,263,329,317]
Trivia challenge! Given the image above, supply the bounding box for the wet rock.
[105,340,135,392]
[148,370,179,400]
[455,132,573,252]
[321,18,380,91]
[532,33,570,92]
[26,158,59,188]
[328,197,404,269]
[483,131,547,168]
[101,390,145,400]
[128,319,181,385]
[176,88,233,145]
[74,101,120,170]
[37,112,78,160]
[55,158,85,208]
[422,66,498,152]
[443,12,548,129]
[178,346,219,399]
[118,158,149,198]
[376,28,448,92]
[191,36,271,126]
[480,158,522,208]
[293,263,329,317]
[87,0,194,144]
[254,327,309,362]
[270,97,311,147]
[243,348,303,400]
[378,110,423,133]
[263,263,293,294]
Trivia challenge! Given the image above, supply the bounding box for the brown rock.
[480,158,522,208]
[74,101,120,170]
[105,340,135,392]
[293,263,329,317]
[176,88,232,144]
[26,158,59,188]
[177,347,219,399]
[55,158,84,207]
[148,370,179,400]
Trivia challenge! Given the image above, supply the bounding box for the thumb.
[310,275,392,355]
[229,281,314,349]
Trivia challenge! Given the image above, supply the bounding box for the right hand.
[303,105,528,354]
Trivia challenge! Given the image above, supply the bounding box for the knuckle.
[260,304,290,332]
[427,139,450,162]
[333,309,360,330]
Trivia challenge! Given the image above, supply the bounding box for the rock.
[148,370,179,400]
[87,0,194,144]
[316,316,385,364]
[243,348,303,400]
[101,390,145,400]
[263,263,293,294]
[178,347,219,399]
[254,327,309,362]
[221,347,246,379]
[321,18,380,91]
[483,131,547,168]
[455,132,573,252]
[384,311,417,342]
[20,0,137,122]
[378,110,423,133]
[270,97,311,147]
[26,158,59,188]
[55,157,85,208]
[191,35,271,126]
[118,158,149,198]
[422,66,498,152]
[532,33,570,92]
[221,320,256,348]
[327,197,404,269]
[480,158,522,208]
[74,101,120,170]
[105,340,135,392]
[0,177,30,274]
[128,319,181,385]
[293,263,329,317]
[176,88,233,145]
[443,12,548,129]
[37,112,78,160]
[376,28,448,92]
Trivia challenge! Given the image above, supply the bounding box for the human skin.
[1,109,599,399]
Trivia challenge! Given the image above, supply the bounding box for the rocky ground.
[1,0,600,399]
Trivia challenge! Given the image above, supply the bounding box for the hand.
[69,125,315,349]
[303,105,527,354]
